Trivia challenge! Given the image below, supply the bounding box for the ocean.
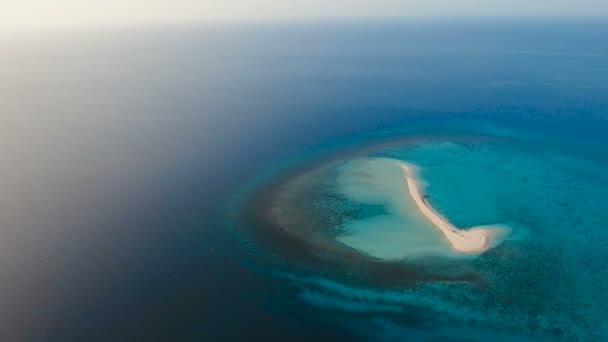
[1,19,607,340]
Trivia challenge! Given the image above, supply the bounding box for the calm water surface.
[1,19,607,340]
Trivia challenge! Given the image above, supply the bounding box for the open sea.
[1,19,608,341]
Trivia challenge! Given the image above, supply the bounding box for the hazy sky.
[2,0,608,30]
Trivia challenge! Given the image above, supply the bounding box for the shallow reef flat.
[229,124,608,340]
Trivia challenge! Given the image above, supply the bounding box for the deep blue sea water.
[1,19,607,341]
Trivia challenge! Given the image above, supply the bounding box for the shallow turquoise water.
[232,120,608,340]
[335,157,511,260]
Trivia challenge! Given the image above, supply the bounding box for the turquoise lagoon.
[230,118,608,341]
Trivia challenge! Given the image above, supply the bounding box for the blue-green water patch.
[228,121,608,340]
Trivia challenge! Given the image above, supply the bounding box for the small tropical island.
[399,161,495,253]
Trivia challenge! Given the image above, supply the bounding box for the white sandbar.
[398,162,491,253]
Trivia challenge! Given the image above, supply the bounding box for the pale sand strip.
[398,162,491,253]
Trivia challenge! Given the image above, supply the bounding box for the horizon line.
[3,15,608,36]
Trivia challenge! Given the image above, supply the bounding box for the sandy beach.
[398,162,491,253]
